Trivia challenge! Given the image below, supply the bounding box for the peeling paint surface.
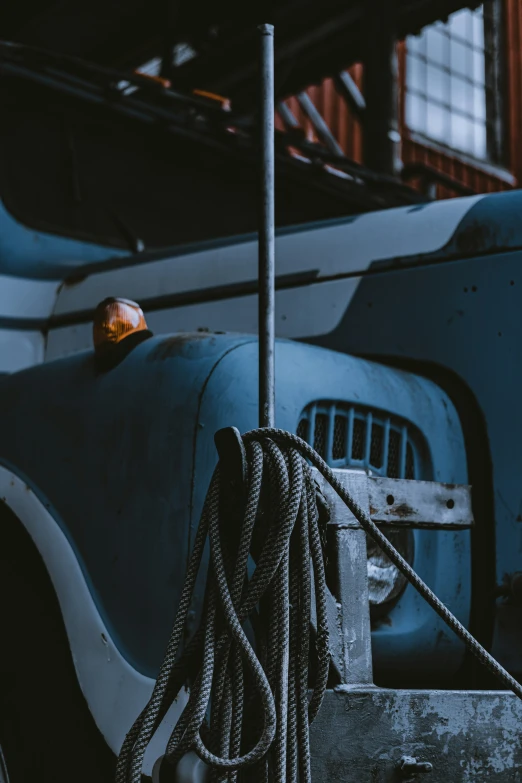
[310,689,522,781]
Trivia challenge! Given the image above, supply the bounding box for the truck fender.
[0,464,186,773]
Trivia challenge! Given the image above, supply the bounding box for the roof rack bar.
[296,91,345,157]
[334,70,366,118]
[276,100,301,130]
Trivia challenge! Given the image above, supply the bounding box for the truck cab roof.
[1,187,521,283]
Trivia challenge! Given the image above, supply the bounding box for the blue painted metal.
[5,189,522,285]
[313,240,522,673]
[372,190,522,270]
[10,187,522,683]
[0,200,128,280]
[0,333,468,681]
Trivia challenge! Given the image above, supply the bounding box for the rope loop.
[116,432,330,783]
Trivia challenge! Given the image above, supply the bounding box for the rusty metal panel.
[310,689,522,781]
[311,468,474,530]
[367,476,473,529]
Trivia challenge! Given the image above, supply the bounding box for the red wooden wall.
[505,0,522,184]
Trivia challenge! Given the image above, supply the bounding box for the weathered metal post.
[258,23,275,428]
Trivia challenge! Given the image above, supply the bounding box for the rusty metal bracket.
[309,468,473,688]
[312,469,473,530]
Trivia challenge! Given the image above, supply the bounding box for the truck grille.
[296,403,421,479]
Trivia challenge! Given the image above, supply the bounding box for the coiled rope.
[117,428,522,783]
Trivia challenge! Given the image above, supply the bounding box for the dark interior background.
[1,0,478,108]
[0,78,371,251]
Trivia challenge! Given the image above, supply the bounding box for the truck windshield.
[0,43,422,265]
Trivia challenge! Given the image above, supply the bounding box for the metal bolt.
[397,755,433,777]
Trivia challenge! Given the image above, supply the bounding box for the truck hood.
[0,332,467,676]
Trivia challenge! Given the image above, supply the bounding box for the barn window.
[405,3,504,163]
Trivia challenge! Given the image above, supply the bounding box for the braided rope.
[116,428,522,783]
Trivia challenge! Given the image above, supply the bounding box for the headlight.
[367,530,414,607]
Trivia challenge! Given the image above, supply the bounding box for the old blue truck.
[1,37,522,783]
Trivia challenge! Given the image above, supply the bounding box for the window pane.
[407,30,427,56]
[405,4,489,161]
[451,39,470,78]
[462,81,474,116]
[472,9,484,49]
[473,49,485,85]
[426,28,447,66]
[448,8,471,40]
[451,114,474,155]
[450,74,470,113]
[427,63,449,104]
[406,93,427,134]
[426,103,450,143]
[456,77,474,116]
[473,86,486,121]
[406,53,426,93]
[474,123,487,159]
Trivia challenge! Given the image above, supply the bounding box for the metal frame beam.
[334,70,366,118]
[296,92,345,157]
[363,0,401,176]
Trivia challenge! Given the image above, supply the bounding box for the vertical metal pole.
[258,23,275,429]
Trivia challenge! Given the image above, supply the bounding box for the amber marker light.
[134,71,172,89]
[193,89,232,111]
[93,298,152,369]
